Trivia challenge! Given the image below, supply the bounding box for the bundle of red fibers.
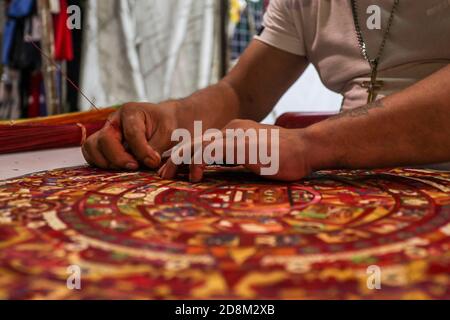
[0,107,118,154]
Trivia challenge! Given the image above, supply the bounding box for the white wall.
[263,65,342,124]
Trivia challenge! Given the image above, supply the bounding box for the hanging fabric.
[1,0,80,120]
[2,0,39,120]
[2,20,16,65]
[53,0,73,61]
[79,0,220,110]
[24,14,41,42]
[49,0,61,14]
[2,0,35,65]
[27,71,43,118]
[7,0,35,18]
[2,0,40,71]
[230,0,266,61]
[0,68,21,119]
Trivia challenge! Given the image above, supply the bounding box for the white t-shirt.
[255,0,450,109]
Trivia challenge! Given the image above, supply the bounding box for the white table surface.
[1,147,449,181]
[0,147,87,180]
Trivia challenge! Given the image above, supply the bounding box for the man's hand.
[301,65,450,171]
[158,119,312,182]
[82,102,178,170]
[81,40,308,174]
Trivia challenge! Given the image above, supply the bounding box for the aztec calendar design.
[1,166,450,299]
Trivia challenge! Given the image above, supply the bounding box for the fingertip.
[142,148,161,168]
[190,165,204,183]
[81,145,90,163]
[144,156,157,169]
[159,166,167,179]
[125,162,139,171]
[82,139,110,169]
[162,161,177,179]
[154,150,162,164]
[157,163,166,177]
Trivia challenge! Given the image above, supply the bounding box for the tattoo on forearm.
[329,100,385,121]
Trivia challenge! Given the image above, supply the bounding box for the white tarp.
[79,0,219,110]
[79,0,341,122]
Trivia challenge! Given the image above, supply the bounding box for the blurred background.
[0,0,341,124]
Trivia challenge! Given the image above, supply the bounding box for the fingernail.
[146,146,161,163]
[161,166,169,179]
[151,156,161,168]
[146,152,162,167]
[153,151,161,164]
[125,162,138,170]
[157,164,165,176]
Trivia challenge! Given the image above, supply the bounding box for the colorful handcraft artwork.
[0,166,449,300]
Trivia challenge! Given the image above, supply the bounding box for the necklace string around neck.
[350,0,400,103]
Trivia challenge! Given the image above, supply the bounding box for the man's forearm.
[172,40,308,134]
[174,81,241,134]
[304,65,450,170]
